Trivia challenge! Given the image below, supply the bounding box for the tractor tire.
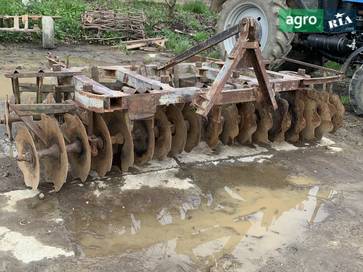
[349,64,363,115]
[42,16,55,49]
[216,0,294,66]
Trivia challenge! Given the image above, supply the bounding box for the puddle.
[287,175,319,187]
[0,75,12,100]
[0,75,58,101]
[62,164,335,268]
[0,74,50,102]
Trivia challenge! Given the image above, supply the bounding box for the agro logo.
[285,15,318,29]
[279,9,324,33]
[279,8,356,33]
[328,12,353,30]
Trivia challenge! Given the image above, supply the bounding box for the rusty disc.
[91,113,113,177]
[38,114,68,192]
[183,104,202,152]
[220,104,240,145]
[166,104,187,156]
[237,102,257,145]
[329,93,345,133]
[301,91,322,141]
[285,91,306,143]
[4,98,12,140]
[104,111,134,172]
[204,106,223,149]
[15,127,40,190]
[133,118,155,165]
[253,103,273,144]
[315,92,334,140]
[154,107,172,160]
[61,114,91,182]
[269,97,292,143]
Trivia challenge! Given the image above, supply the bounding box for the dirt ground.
[0,43,363,272]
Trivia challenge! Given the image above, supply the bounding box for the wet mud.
[0,43,170,100]
[0,43,363,272]
[51,163,335,270]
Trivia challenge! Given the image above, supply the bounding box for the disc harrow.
[2,18,345,191]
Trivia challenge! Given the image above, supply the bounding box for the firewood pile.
[82,9,146,41]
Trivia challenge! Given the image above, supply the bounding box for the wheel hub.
[223,3,268,54]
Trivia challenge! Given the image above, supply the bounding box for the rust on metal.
[4,17,346,192]
[157,22,242,71]
[10,103,77,116]
[5,70,82,79]
[191,17,277,117]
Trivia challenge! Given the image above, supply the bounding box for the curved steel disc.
[327,95,338,119]
[4,99,12,140]
[329,93,345,133]
[38,114,68,191]
[237,102,257,145]
[286,92,306,143]
[133,118,155,165]
[166,104,187,156]
[15,127,40,190]
[269,98,292,143]
[253,104,273,144]
[220,104,240,145]
[91,113,113,177]
[61,114,91,182]
[154,107,172,160]
[104,111,134,172]
[301,93,321,141]
[315,92,334,140]
[183,104,202,152]
[204,106,223,149]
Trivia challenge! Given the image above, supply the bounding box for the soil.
[0,43,363,272]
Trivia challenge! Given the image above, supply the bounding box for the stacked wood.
[82,9,146,41]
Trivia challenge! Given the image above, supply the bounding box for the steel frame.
[2,58,342,139]
[2,17,344,142]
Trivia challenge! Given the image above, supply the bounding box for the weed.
[207,49,222,59]
[182,0,209,14]
[0,0,85,42]
[0,0,219,57]
[0,0,26,14]
[194,31,209,42]
[0,0,28,42]
[163,29,192,54]
[340,95,350,105]
[324,61,341,70]
[28,0,86,41]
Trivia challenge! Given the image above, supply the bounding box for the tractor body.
[214,0,363,113]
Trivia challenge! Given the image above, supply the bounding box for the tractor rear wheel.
[349,64,363,115]
[216,0,294,66]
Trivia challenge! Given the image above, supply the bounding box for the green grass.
[0,0,28,42]
[182,0,210,14]
[0,0,86,42]
[162,29,192,54]
[0,0,26,14]
[0,0,219,56]
[324,61,341,70]
[194,31,209,42]
[340,95,350,106]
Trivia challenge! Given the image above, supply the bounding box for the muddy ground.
[0,43,363,272]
